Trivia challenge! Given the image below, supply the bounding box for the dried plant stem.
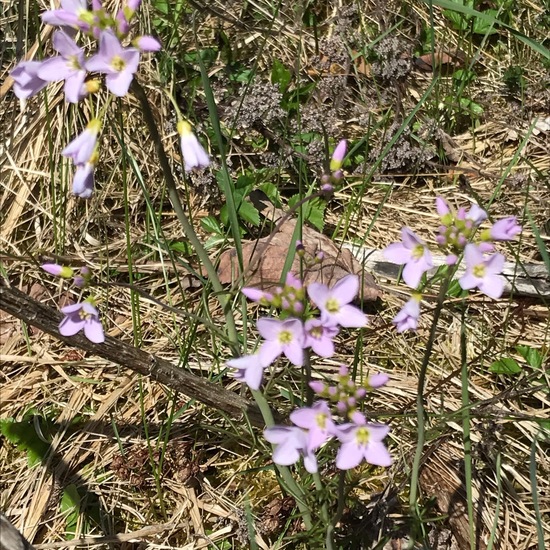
[131,80,239,353]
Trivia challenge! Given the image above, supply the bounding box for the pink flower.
[335,414,392,469]
[226,354,264,390]
[459,244,505,299]
[264,426,318,473]
[367,373,389,389]
[59,300,105,343]
[393,293,421,333]
[86,30,140,96]
[490,217,521,241]
[11,61,49,99]
[178,120,210,171]
[290,401,336,452]
[41,0,91,32]
[384,228,433,288]
[330,139,347,172]
[72,162,95,198]
[37,31,87,103]
[42,263,74,278]
[62,119,101,165]
[303,318,338,357]
[307,274,367,328]
[257,317,305,366]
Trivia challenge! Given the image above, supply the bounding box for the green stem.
[460,305,475,550]
[326,471,346,549]
[131,80,239,353]
[409,274,452,510]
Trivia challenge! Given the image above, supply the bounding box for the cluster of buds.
[384,197,522,331]
[42,263,104,343]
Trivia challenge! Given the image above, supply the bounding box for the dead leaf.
[414,49,466,71]
[217,217,380,301]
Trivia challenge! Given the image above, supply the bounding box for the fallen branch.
[0,278,264,427]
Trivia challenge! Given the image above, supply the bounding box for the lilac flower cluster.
[42,263,104,343]
[384,198,522,331]
[227,271,392,473]
[10,1,211,197]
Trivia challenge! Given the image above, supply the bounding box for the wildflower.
[62,119,101,165]
[264,426,318,473]
[177,120,210,171]
[41,0,91,32]
[307,274,367,328]
[257,317,305,366]
[330,139,347,172]
[86,30,140,96]
[36,31,87,103]
[41,263,74,278]
[11,61,49,99]
[72,162,96,198]
[290,401,336,452]
[303,318,338,357]
[59,299,105,343]
[465,203,487,226]
[335,413,392,469]
[489,217,522,241]
[393,293,421,333]
[226,354,265,390]
[134,36,162,52]
[384,228,433,288]
[366,373,389,389]
[242,287,273,304]
[459,244,505,299]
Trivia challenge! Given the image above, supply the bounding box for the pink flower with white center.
[290,400,336,452]
[257,317,305,366]
[335,413,392,469]
[62,119,101,165]
[86,30,140,97]
[59,300,105,343]
[11,61,49,99]
[37,31,87,103]
[226,354,265,390]
[303,318,338,357]
[459,244,505,299]
[490,217,522,241]
[178,120,210,171]
[264,426,318,473]
[307,274,367,328]
[393,293,421,333]
[384,228,433,288]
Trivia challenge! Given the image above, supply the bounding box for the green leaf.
[61,484,81,540]
[201,215,222,234]
[516,345,543,369]
[489,357,522,375]
[0,417,51,467]
[271,59,292,93]
[288,195,325,231]
[238,201,260,226]
[258,182,282,207]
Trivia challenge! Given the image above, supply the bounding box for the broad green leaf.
[0,417,51,467]
[238,201,260,226]
[516,345,543,369]
[489,357,522,375]
[201,215,223,234]
[271,59,292,93]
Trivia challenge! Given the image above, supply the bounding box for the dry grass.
[1,0,549,548]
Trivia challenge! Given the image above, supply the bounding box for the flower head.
[177,120,210,171]
[62,119,101,165]
[307,274,367,328]
[11,61,49,99]
[393,293,421,333]
[264,426,318,473]
[303,318,338,357]
[290,400,335,452]
[86,30,140,96]
[59,299,105,343]
[384,228,433,288]
[489,217,522,241]
[330,139,347,172]
[41,0,91,32]
[72,162,96,198]
[459,244,505,299]
[335,415,392,469]
[37,31,87,103]
[257,317,305,366]
[226,354,265,390]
